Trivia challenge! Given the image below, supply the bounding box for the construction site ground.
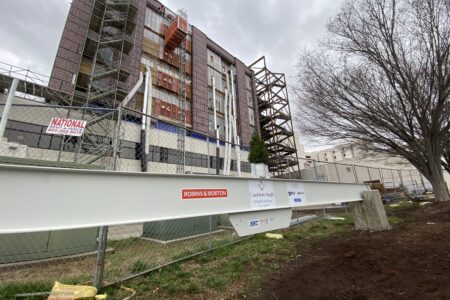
[259,201,450,299]
[102,200,450,299]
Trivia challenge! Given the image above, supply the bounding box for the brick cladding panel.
[191,27,209,134]
[49,0,93,94]
[235,60,251,146]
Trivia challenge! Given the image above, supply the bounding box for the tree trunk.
[428,159,450,201]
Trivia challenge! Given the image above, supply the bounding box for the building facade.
[49,0,258,147]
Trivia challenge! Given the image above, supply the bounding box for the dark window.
[50,136,63,150]
[160,147,168,163]
[38,135,52,149]
[10,121,42,133]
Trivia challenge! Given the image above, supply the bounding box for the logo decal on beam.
[248,180,276,209]
[287,182,308,206]
[182,189,228,200]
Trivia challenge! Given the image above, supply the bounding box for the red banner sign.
[182,189,228,200]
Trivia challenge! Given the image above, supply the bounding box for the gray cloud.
[0,0,341,150]
[0,0,70,75]
[160,0,342,79]
[0,0,340,78]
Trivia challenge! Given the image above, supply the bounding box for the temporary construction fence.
[0,97,255,299]
[0,96,431,298]
[297,158,433,197]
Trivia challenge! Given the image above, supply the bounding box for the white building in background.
[305,144,356,163]
[304,144,410,169]
[297,142,450,193]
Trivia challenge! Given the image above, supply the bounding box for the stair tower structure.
[249,56,300,177]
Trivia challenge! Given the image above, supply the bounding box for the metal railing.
[0,61,49,87]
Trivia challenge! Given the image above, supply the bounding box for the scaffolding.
[79,0,138,109]
[71,0,139,166]
[249,56,300,177]
[0,62,73,106]
[162,9,189,174]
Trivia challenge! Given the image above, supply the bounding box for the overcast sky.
[0,0,342,150]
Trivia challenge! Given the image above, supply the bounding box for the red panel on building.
[153,98,192,126]
[165,16,188,50]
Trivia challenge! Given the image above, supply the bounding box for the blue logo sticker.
[249,220,259,228]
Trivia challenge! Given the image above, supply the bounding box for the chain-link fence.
[0,94,435,298]
[0,98,254,298]
[297,157,433,197]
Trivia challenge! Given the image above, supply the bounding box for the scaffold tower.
[249,56,300,177]
[163,9,188,174]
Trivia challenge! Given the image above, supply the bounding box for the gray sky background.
[0,0,342,150]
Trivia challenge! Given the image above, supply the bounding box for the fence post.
[334,163,340,182]
[287,158,292,179]
[0,78,19,143]
[313,160,319,181]
[207,137,210,175]
[391,169,396,188]
[420,173,426,191]
[208,215,212,250]
[353,165,359,183]
[409,170,417,192]
[111,107,122,171]
[92,108,122,289]
[93,226,109,289]
[215,137,220,175]
[398,170,404,189]
[379,168,384,184]
[367,167,372,181]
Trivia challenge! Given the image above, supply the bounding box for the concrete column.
[351,190,389,231]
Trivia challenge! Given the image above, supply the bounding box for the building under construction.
[0,0,301,269]
[1,0,299,177]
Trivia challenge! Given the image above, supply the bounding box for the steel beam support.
[0,164,369,234]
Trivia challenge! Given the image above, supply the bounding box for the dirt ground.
[259,202,450,299]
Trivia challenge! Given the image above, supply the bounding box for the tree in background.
[443,140,450,174]
[248,132,269,164]
[295,0,450,200]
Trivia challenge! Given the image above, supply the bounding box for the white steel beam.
[0,164,369,234]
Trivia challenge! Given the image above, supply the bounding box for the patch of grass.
[285,216,354,241]
[103,216,358,299]
[131,260,150,274]
[0,282,52,300]
[385,200,418,213]
[388,215,404,225]
[171,244,210,261]
[0,276,91,300]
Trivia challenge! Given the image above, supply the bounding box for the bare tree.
[296,0,450,201]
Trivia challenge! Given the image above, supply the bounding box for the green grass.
[102,216,356,299]
[0,215,363,299]
[388,215,404,225]
[0,276,91,300]
[385,200,419,213]
[0,282,52,300]
[130,260,151,274]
